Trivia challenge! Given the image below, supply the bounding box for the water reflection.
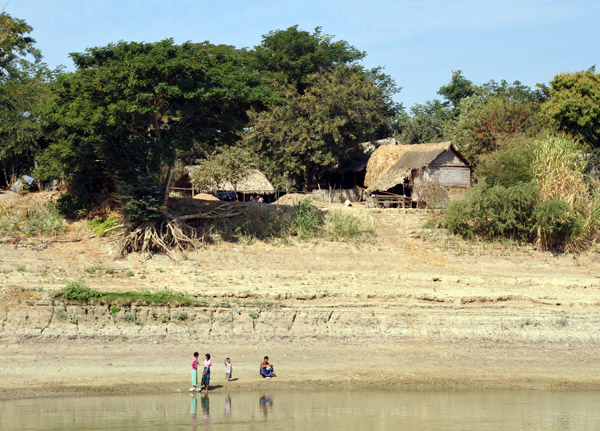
[259,393,273,418]
[200,394,210,421]
[224,395,231,417]
[2,390,600,430]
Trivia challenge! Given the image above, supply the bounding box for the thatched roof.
[363,145,413,187]
[330,137,399,173]
[185,167,274,192]
[365,142,470,192]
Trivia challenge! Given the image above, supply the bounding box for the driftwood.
[117,203,241,259]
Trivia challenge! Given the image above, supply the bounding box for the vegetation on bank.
[212,199,377,245]
[1,12,599,253]
[0,201,65,237]
[444,134,599,251]
[52,281,281,312]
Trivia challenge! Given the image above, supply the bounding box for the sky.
[5,0,600,109]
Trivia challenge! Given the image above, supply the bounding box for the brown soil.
[1,198,600,399]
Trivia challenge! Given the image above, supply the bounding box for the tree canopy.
[251,25,365,95]
[541,68,600,148]
[244,65,400,189]
[42,39,274,217]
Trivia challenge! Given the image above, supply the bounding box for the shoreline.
[1,338,599,401]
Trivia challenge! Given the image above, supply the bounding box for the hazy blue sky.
[5,0,599,109]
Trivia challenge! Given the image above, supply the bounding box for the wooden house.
[364,142,471,207]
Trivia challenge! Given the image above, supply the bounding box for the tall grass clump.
[446,134,599,251]
[287,199,323,239]
[528,134,600,250]
[324,210,377,243]
[0,202,65,236]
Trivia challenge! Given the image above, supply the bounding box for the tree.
[41,39,273,216]
[251,25,365,94]
[189,146,256,197]
[244,65,400,189]
[0,13,52,187]
[450,80,544,164]
[540,68,600,148]
[400,99,453,145]
[0,12,41,79]
[438,70,476,111]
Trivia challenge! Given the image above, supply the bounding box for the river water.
[2,389,600,430]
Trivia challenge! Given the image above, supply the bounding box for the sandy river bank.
[1,207,599,399]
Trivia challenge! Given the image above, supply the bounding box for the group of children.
[190,353,274,391]
[190,353,233,392]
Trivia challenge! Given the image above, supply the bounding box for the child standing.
[190,352,199,391]
[224,357,233,381]
[201,353,212,392]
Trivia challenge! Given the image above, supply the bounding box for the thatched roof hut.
[183,167,275,193]
[365,142,471,194]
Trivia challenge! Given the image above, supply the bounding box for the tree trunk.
[162,164,174,207]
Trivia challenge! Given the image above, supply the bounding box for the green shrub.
[122,312,135,322]
[533,198,581,250]
[54,281,102,302]
[118,174,165,222]
[88,213,121,237]
[445,182,539,241]
[324,210,377,243]
[110,305,121,314]
[288,199,323,239]
[54,308,68,320]
[0,203,66,237]
[173,312,188,321]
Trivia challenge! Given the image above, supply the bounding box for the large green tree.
[42,39,273,217]
[244,65,400,189]
[0,12,51,187]
[450,80,545,164]
[251,25,365,95]
[540,68,600,148]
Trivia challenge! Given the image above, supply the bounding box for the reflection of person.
[201,393,210,420]
[190,352,199,391]
[224,395,232,416]
[259,393,273,418]
[224,357,233,381]
[260,356,274,379]
[190,395,197,419]
[201,353,212,391]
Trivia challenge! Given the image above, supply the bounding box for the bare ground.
[1,199,600,399]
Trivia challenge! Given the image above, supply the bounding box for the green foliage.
[87,213,120,237]
[245,65,400,189]
[122,312,135,322]
[475,137,534,186]
[437,70,476,110]
[173,312,188,321]
[399,100,453,145]
[0,202,65,236]
[445,182,539,241]
[251,25,365,94]
[118,174,165,222]
[54,308,67,320]
[0,13,55,187]
[40,39,273,218]
[110,305,121,314]
[54,281,102,302]
[533,199,580,250]
[541,68,600,148]
[288,199,323,239]
[451,81,543,164]
[190,146,256,195]
[324,210,377,243]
